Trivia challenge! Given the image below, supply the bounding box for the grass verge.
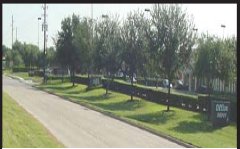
[2,92,64,148]
[36,79,236,148]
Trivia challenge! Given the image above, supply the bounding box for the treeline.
[3,4,236,111]
[3,41,55,70]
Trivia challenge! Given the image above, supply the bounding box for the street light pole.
[38,17,41,49]
[221,24,226,39]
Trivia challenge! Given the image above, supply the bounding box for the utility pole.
[11,15,14,49]
[42,3,48,83]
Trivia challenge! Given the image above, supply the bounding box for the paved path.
[3,76,184,148]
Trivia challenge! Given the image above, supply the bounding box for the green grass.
[2,92,64,148]
[3,69,12,75]
[36,79,237,148]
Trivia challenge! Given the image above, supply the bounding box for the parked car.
[197,85,213,94]
[126,75,137,83]
[162,79,172,88]
[175,80,188,91]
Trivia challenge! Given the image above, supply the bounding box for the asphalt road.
[3,76,184,148]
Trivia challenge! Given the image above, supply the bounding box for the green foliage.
[46,46,56,67]
[94,14,121,76]
[151,4,196,110]
[194,35,237,86]
[73,17,92,74]
[23,43,39,69]
[151,4,196,81]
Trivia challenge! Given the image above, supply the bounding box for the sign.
[89,77,101,87]
[211,100,230,127]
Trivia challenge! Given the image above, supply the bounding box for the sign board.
[89,77,101,87]
[211,100,230,127]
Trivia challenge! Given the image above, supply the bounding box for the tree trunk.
[156,77,158,89]
[207,77,212,120]
[106,72,110,95]
[61,67,64,83]
[131,72,134,101]
[167,69,171,111]
[167,79,171,111]
[87,68,90,79]
[208,77,211,97]
[72,67,75,86]
[144,75,147,86]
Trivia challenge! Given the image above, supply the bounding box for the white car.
[162,79,172,88]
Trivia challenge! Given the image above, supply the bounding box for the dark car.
[197,85,213,94]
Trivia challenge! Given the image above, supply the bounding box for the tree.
[194,34,217,96]
[46,46,56,68]
[55,14,84,86]
[73,17,92,76]
[2,45,12,68]
[218,37,237,86]
[23,44,39,70]
[194,35,237,94]
[121,10,147,101]
[12,50,24,67]
[2,45,10,57]
[94,14,122,95]
[12,40,25,57]
[151,4,196,111]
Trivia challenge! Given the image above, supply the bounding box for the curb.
[34,86,198,148]
[6,75,40,86]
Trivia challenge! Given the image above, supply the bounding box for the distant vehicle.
[175,80,188,90]
[126,75,137,83]
[162,79,172,88]
[197,85,213,94]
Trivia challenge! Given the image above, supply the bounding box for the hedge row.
[12,67,29,72]
[101,79,237,122]
[51,76,236,122]
[136,78,163,87]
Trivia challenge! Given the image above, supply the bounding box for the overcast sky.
[2,4,237,50]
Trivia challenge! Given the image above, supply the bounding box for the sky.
[2,4,237,50]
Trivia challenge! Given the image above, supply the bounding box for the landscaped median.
[35,79,236,148]
[2,92,64,148]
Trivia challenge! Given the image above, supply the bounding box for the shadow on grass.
[169,120,219,133]
[94,99,144,111]
[65,93,112,102]
[127,110,176,124]
[64,89,86,94]
[43,85,77,91]
[191,113,209,121]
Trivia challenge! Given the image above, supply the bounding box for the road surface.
[3,76,184,148]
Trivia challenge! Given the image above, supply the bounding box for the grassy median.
[36,79,236,148]
[2,92,64,148]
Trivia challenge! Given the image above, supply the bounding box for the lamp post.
[38,17,41,49]
[221,24,226,39]
[144,8,150,12]
[193,28,198,32]
[102,14,108,18]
